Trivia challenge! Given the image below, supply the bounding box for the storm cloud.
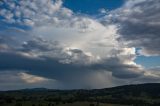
[0,0,160,89]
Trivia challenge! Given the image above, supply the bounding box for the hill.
[0,83,160,106]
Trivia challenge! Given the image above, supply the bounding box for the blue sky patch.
[63,0,124,15]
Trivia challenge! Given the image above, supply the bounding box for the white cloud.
[19,72,50,84]
[0,0,70,26]
[99,8,108,14]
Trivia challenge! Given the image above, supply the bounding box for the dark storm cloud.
[0,49,143,80]
[0,36,95,82]
[0,51,85,80]
[105,0,160,56]
[0,27,144,80]
[91,57,143,78]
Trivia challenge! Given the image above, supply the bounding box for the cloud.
[0,33,144,80]
[0,71,58,90]
[0,35,144,89]
[19,72,50,84]
[0,0,159,89]
[104,0,160,56]
[99,8,108,14]
[0,0,71,26]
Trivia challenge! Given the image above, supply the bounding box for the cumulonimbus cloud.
[0,0,160,89]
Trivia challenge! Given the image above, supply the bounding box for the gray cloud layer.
[106,0,160,56]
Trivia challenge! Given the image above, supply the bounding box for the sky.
[0,0,160,90]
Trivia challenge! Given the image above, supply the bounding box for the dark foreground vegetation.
[0,83,160,106]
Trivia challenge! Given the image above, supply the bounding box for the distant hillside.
[95,83,160,97]
[0,83,160,106]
